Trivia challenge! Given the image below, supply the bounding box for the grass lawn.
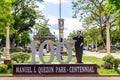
[28,55,102,64]
[27,55,120,74]
[1,55,120,74]
[83,56,120,74]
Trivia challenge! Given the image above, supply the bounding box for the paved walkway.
[83,51,120,58]
[1,51,120,63]
[0,77,120,80]
[0,51,120,80]
[39,50,120,58]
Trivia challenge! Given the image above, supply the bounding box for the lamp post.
[58,0,64,43]
[58,0,66,56]
[58,18,64,43]
[4,22,11,64]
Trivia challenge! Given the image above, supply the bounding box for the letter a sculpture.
[73,30,84,63]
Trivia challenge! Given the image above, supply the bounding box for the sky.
[36,0,83,39]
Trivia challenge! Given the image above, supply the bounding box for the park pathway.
[0,77,120,80]
[0,51,120,80]
[83,51,120,58]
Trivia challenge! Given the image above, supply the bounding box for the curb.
[0,74,120,77]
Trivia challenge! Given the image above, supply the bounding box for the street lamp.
[58,0,64,43]
[4,22,11,64]
[58,18,64,42]
[58,0,66,56]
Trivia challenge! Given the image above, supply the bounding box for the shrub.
[101,61,113,69]
[0,53,2,58]
[102,54,114,69]
[102,54,114,63]
[7,62,13,69]
[113,58,120,65]
[113,58,120,70]
[0,64,8,73]
[10,52,30,63]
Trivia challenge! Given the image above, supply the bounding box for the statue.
[73,30,84,63]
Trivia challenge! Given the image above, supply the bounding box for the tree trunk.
[10,34,18,50]
[87,41,89,50]
[99,13,106,49]
[100,27,106,49]
[92,40,94,50]
[106,20,111,54]
[96,40,98,51]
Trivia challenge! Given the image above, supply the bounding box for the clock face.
[60,27,63,29]
[58,19,64,27]
[60,21,63,25]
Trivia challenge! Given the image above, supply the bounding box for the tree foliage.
[108,0,120,37]
[72,0,120,53]
[17,31,31,48]
[108,0,120,10]
[10,0,43,49]
[10,52,30,63]
[111,29,120,45]
[68,30,77,39]
[38,19,50,37]
[0,0,14,46]
[0,0,14,28]
[83,27,101,44]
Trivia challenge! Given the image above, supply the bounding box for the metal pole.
[58,0,65,57]
[59,0,61,19]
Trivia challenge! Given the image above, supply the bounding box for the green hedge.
[102,54,114,63]
[10,52,30,63]
[0,64,8,73]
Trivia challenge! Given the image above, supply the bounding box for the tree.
[108,0,120,45]
[82,26,101,50]
[111,29,120,45]
[17,31,31,48]
[10,0,43,49]
[108,0,120,10]
[68,30,77,40]
[0,0,14,46]
[82,29,92,50]
[33,11,45,35]
[38,20,51,43]
[72,0,120,53]
[35,19,50,36]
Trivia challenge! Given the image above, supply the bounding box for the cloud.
[47,16,58,25]
[44,0,68,4]
[64,18,82,31]
[36,2,45,11]
[46,15,83,38]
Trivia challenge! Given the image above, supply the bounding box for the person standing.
[73,30,84,63]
